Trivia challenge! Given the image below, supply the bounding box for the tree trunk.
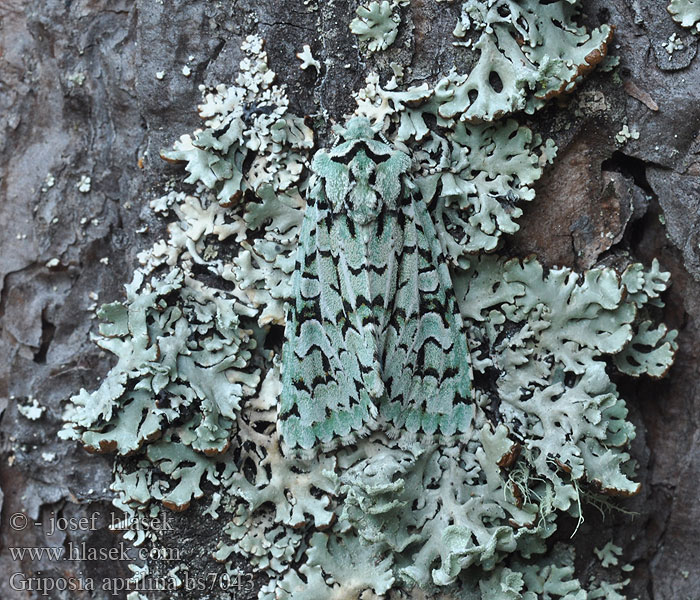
[1,0,698,598]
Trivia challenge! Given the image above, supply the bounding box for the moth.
[280,117,473,453]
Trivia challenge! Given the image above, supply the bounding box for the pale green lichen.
[353,75,555,263]
[662,32,685,55]
[62,5,674,598]
[350,1,402,53]
[296,44,321,72]
[615,125,640,145]
[437,0,614,121]
[161,35,313,206]
[594,541,623,568]
[454,255,677,500]
[18,396,45,421]
[417,120,551,261]
[668,0,700,32]
[60,266,259,463]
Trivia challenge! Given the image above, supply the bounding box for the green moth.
[280,118,473,453]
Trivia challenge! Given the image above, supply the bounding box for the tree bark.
[0,0,698,598]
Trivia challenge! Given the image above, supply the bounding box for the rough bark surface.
[0,0,698,598]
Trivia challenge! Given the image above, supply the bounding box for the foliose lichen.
[350,1,407,53]
[668,0,700,32]
[62,2,677,599]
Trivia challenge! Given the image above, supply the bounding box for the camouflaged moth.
[280,118,473,452]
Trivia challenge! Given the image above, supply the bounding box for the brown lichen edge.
[539,25,615,102]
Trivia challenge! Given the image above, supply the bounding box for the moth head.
[336,117,381,141]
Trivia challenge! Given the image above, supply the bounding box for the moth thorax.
[340,148,382,225]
